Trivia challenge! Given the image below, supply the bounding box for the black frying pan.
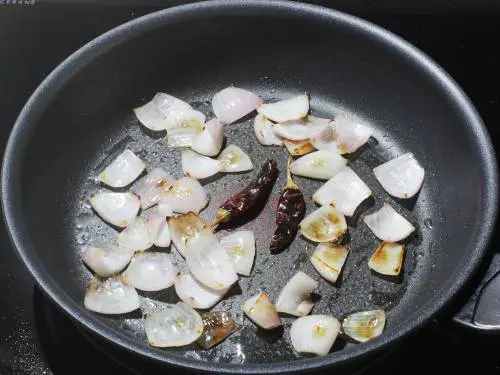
[1,1,498,374]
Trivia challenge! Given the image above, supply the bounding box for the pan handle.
[452,252,500,333]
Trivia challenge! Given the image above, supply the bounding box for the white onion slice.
[306,115,331,130]
[276,271,318,316]
[156,222,171,248]
[89,191,140,228]
[368,242,405,276]
[82,245,134,277]
[254,114,283,146]
[273,119,310,141]
[168,212,211,257]
[153,93,192,113]
[373,152,425,199]
[132,168,174,210]
[185,232,238,290]
[147,214,171,247]
[144,302,204,347]
[242,291,282,330]
[174,273,229,309]
[157,199,173,217]
[313,167,372,216]
[182,149,221,179]
[290,315,341,356]
[212,86,262,125]
[363,203,415,242]
[165,107,205,131]
[133,92,192,131]
[309,122,340,152]
[219,230,255,276]
[341,310,386,343]
[290,150,347,180]
[117,217,153,251]
[299,205,347,243]
[257,94,309,123]
[310,244,349,284]
[333,115,372,154]
[84,276,139,315]
[160,177,208,214]
[122,252,176,291]
[191,118,224,156]
[217,145,253,173]
[283,139,316,156]
[300,115,331,139]
[97,149,145,188]
[166,113,205,148]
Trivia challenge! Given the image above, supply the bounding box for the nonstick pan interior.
[2,2,497,373]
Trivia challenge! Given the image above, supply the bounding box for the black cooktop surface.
[0,2,499,374]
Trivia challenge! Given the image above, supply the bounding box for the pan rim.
[1,0,498,373]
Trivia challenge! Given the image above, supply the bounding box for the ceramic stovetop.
[0,2,499,374]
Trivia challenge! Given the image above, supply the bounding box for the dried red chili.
[270,157,306,254]
[214,159,278,227]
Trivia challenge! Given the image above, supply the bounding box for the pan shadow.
[347,196,375,228]
[139,287,179,305]
[393,189,422,212]
[332,265,347,288]
[399,226,421,246]
[199,163,255,186]
[255,325,284,344]
[311,292,322,304]
[101,310,143,321]
[33,288,136,375]
[369,246,407,285]
[224,282,243,299]
[370,269,405,285]
[342,142,370,162]
[89,206,143,232]
[138,125,166,139]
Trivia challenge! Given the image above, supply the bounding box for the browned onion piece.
[197,311,240,349]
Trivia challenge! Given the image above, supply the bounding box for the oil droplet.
[76,232,90,245]
[424,218,433,229]
[292,251,308,270]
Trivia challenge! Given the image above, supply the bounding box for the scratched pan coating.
[3,2,496,373]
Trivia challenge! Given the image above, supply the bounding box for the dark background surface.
[0,1,499,374]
